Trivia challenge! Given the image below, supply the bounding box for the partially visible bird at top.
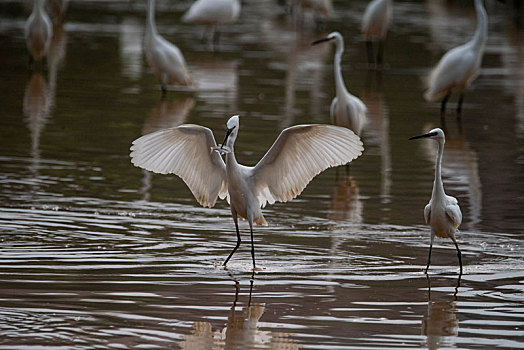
[409,128,463,275]
[25,0,53,68]
[182,0,241,48]
[130,115,363,269]
[312,32,367,137]
[145,0,192,95]
[361,0,392,70]
[288,0,334,27]
[424,0,488,120]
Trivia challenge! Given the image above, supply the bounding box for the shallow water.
[0,0,523,348]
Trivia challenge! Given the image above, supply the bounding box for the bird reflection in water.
[139,97,195,201]
[422,274,461,350]
[328,176,363,224]
[23,73,51,189]
[180,274,299,350]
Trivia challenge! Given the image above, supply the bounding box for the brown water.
[1,0,523,348]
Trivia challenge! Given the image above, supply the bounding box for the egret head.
[409,128,445,142]
[221,115,239,150]
[311,31,343,46]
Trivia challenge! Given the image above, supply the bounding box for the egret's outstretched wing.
[252,124,363,207]
[445,197,462,228]
[130,125,227,208]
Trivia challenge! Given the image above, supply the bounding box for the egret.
[145,0,192,94]
[25,0,53,66]
[182,0,241,47]
[409,128,463,274]
[361,0,392,69]
[424,0,487,119]
[130,115,363,268]
[312,32,367,137]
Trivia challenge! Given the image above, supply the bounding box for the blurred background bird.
[361,0,392,70]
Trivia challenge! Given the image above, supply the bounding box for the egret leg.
[456,93,464,118]
[249,220,256,269]
[212,27,220,51]
[223,213,241,266]
[451,236,463,275]
[425,233,434,274]
[440,93,451,120]
[366,40,374,69]
[376,39,385,69]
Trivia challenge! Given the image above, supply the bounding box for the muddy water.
[0,0,523,348]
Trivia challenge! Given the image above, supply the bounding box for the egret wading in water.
[25,0,53,67]
[409,128,463,274]
[361,0,392,69]
[182,0,241,48]
[312,32,367,138]
[425,0,487,119]
[145,0,192,95]
[130,115,363,268]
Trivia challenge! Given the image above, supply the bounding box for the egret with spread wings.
[130,115,364,269]
[409,128,463,274]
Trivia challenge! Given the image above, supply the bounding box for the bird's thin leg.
[456,93,464,119]
[366,40,374,69]
[440,92,451,120]
[451,236,463,275]
[223,212,241,266]
[376,39,385,69]
[345,163,350,177]
[212,27,220,51]
[249,220,256,269]
[425,232,434,274]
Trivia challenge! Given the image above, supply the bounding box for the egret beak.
[220,127,234,149]
[409,131,438,140]
[311,37,334,46]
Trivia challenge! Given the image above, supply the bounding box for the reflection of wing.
[130,125,227,208]
[445,197,462,228]
[253,125,363,207]
[424,202,431,225]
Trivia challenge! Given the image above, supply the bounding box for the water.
[0,0,523,348]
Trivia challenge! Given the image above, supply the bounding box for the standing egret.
[130,115,363,268]
[182,0,241,47]
[145,0,192,94]
[424,0,488,119]
[361,0,392,69]
[25,0,53,66]
[409,128,463,274]
[312,32,367,137]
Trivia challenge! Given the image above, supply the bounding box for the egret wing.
[130,125,227,208]
[252,124,363,207]
[445,197,462,228]
[424,202,431,225]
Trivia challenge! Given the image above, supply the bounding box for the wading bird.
[25,0,53,67]
[409,128,463,274]
[182,0,241,47]
[424,0,487,119]
[145,0,192,94]
[130,115,363,269]
[312,32,367,137]
[361,0,392,69]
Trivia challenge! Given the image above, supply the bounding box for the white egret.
[130,115,363,268]
[361,0,392,69]
[409,128,463,274]
[145,0,192,94]
[25,0,53,65]
[312,32,367,137]
[424,0,487,119]
[182,0,241,46]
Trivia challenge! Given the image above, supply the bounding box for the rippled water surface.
[1,0,523,348]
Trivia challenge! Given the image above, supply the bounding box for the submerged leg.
[223,211,241,266]
[440,92,451,120]
[376,39,385,69]
[249,220,256,269]
[425,232,434,274]
[212,27,220,51]
[456,93,464,118]
[366,40,374,69]
[451,236,463,275]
